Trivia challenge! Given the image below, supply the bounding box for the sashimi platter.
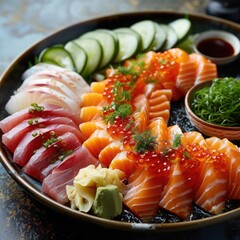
[1,11,240,231]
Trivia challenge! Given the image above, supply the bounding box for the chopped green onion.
[191,77,240,127]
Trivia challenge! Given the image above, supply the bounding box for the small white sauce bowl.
[193,30,240,65]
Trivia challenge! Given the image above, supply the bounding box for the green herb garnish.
[172,133,182,149]
[29,103,44,113]
[43,136,61,148]
[103,103,132,124]
[133,130,157,154]
[191,77,240,126]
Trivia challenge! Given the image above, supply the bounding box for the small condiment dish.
[193,30,240,65]
[185,80,240,141]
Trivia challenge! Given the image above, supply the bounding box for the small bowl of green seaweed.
[185,77,240,140]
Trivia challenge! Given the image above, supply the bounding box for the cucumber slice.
[64,41,87,74]
[113,28,141,63]
[81,29,118,69]
[169,18,191,40]
[160,24,178,50]
[151,23,167,51]
[74,37,102,77]
[130,20,156,52]
[39,46,75,71]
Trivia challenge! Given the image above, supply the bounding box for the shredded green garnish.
[28,118,39,125]
[191,77,240,127]
[43,135,61,148]
[29,103,44,113]
[103,103,132,124]
[133,130,157,154]
[58,149,73,161]
[172,133,182,149]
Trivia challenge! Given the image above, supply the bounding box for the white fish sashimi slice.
[5,89,79,115]
[22,63,65,79]
[24,71,85,96]
[22,63,90,94]
[18,77,81,103]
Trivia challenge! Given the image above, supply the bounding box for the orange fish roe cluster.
[139,51,180,85]
[127,150,172,182]
[107,116,134,142]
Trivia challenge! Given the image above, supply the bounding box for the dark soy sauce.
[197,38,234,58]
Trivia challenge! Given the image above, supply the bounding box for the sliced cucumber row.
[38,18,191,77]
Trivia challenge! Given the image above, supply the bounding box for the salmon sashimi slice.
[167,125,183,146]
[79,120,106,138]
[175,59,196,95]
[90,80,107,93]
[98,141,124,167]
[82,129,112,158]
[124,167,165,222]
[161,81,183,101]
[148,89,172,123]
[133,94,149,132]
[109,151,137,178]
[193,149,228,214]
[181,131,206,148]
[148,117,168,153]
[80,92,105,107]
[148,89,172,102]
[159,161,193,220]
[189,53,217,85]
[80,106,103,122]
[167,48,196,95]
[205,137,240,200]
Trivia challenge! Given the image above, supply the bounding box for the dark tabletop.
[1,0,240,239]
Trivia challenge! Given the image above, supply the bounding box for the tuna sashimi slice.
[13,124,83,167]
[22,132,82,181]
[0,103,80,133]
[2,116,77,153]
[42,146,99,204]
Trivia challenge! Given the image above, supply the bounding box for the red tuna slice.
[13,124,83,167]
[2,116,78,153]
[42,146,99,204]
[22,132,82,182]
[0,103,80,133]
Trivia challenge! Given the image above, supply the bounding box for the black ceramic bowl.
[1,11,240,232]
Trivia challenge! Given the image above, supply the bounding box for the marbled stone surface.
[1,0,240,239]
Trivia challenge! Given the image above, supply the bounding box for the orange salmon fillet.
[99,141,123,167]
[190,53,217,85]
[124,167,164,222]
[80,92,104,107]
[80,106,103,122]
[109,151,137,178]
[79,120,106,138]
[82,129,112,158]
[148,117,168,153]
[159,161,193,220]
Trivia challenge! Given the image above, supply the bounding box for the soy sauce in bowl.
[193,30,240,65]
[197,37,234,58]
